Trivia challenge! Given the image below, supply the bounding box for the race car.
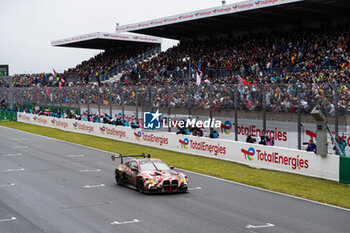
[111,154,188,193]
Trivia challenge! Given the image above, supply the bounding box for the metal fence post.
[150,87,154,112]
[36,88,40,108]
[168,87,171,132]
[98,88,101,119]
[209,86,213,125]
[234,85,238,141]
[77,88,81,115]
[188,86,192,117]
[60,89,63,115]
[87,89,90,114]
[68,89,72,114]
[109,87,112,117]
[262,85,266,135]
[334,84,339,138]
[8,76,13,107]
[122,88,125,120]
[297,85,301,150]
[135,89,139,123]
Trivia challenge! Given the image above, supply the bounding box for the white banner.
[82,108,349,155]
[17,112,340,182]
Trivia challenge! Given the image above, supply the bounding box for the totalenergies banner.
[17,112,341,182]
[82,108,350,155]
[116,0,302,33]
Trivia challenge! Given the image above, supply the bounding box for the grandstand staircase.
[100,47,161,83]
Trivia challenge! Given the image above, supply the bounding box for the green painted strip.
[340,156,350,184]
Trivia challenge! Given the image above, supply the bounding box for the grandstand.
[46,0,350,85]
[51,32,162,83]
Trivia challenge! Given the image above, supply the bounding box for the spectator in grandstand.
[259,135,274,146]
[209,128,219,139]
[130,121,140,129]
[176,122,191,135]
[306,140,317,154]
[123,119,130,127]
[191,126,203,137]
[334,136,347,156]
[246,134,257,143]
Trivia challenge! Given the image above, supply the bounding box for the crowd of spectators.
[121,26,349,85]
[12,73,56,87]
[2,25,350,115]
[63,47,151,84]
[6,81,350,116]
[8,46,153,88]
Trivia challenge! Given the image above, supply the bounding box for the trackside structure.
[17,112,350,184]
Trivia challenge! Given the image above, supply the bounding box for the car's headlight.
[180,177,188,183]
[146,179,158,184]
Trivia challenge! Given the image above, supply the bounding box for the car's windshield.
[153,161,170,171]
[139,160,170,172]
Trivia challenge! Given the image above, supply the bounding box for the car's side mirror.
[111,155,116,161]
[169,166,174,169]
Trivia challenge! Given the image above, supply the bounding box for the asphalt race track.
[0,126,349,233]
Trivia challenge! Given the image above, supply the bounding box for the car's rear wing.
[111,153,151,163]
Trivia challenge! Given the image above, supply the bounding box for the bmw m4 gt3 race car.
[111,154,188,193]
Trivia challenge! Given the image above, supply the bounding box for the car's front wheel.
[115,171,123,185]
[137,179,144,193]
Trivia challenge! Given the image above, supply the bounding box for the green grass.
[1,121,350,209]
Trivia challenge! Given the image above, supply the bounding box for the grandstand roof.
[115,0,350,40]
[51,32,162,50]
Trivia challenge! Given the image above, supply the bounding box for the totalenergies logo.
[134,131,142,141]
[103,34,110,37]
[233,5,238,9]
[306,130,317,141]
[221,120,232,135]
[33,116,37,121]
[18,114,22,118]
[179,138,189,149]
[195,12,199,16]
[241,147,255,161]
[73,122,78,129]
[51,119,56,125]
[212,9,217,13]
[255,1,261,6]
[100,126,106,134]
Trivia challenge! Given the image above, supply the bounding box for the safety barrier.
[17,112,349,183]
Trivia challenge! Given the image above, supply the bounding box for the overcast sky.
[0,0,243,75]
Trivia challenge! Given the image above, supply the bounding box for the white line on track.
[67,154,85,158]
[11,138,26,141]
[246,223,275,229]
[0,217,16,223]
[2,153,22,157]
[188,186,202,190]
[83,184,105,188]
[12,145,28,149]
[3,125,350,212]
[110,219,140,225]
[0,183,15,187]
[2,168,24,173]
[79,169,101,172]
